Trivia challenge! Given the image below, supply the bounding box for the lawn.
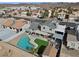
[34,38,48,49]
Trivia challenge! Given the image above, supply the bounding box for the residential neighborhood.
[0,2,79,57]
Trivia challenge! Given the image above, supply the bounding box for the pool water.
[17,35,33,51]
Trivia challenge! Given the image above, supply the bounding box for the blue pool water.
[17,35,33,50]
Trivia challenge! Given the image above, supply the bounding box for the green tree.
[67,6,73,14]
[51,9,56,18]
[26,11,32,16]
[43,10,49,18]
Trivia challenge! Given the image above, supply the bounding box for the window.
[3,25,5,28]
[10,27,12,29]
[49,28,52,31]
[55,31,63,35]
[53,37,55,40]
[43,27,45,29]
[32,29,34,30]
[55,38,61,44]
[78,47,79,49]
[38,25,41,31]
[17,29,19,33]
[71,42,75,48]
[20,29,22,31]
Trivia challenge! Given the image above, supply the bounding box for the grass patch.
[34,38,48,49]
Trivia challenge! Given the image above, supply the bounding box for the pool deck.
[0,41,35,57]
[8,32,48,49]
[8,32,26,46]
[0,28,16,40]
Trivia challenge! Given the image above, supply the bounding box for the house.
[48,9,52,18]
[3,19,30,33]
[26,21,52,38]
[0,11,5,15]
[3,19,14,28]
[40,20,57,34]
[59,22,77,30]
[30,6,41,10]
[12,19,30,33]
[31,10,39,17]
[8,6,27,10]
[73,11,79,17]
[69,14,76,22]
[28,22,40,31]
[10,10,19,16]
[37,10,45,18]
[69,11,79,22]
[77,25,79,41]
[52,25,66,41]
[50,25,66,51]
[66,29,79,50]
[58,11,67,20]
[20,11,27,16]
[69,11,79,23]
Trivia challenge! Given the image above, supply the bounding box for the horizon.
[0,2,78,4]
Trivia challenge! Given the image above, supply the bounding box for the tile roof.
[3,19,14,27]
[3,19,27,29]
[12,19,27,29]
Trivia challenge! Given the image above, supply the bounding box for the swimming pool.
[17,35,33,51]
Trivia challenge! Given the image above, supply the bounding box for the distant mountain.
[0,2,48,4]
[0,2,79,9]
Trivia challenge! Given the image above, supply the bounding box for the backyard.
[34,38,48,56]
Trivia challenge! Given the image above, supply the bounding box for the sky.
[0,0,78,3]
[0,0,78,4]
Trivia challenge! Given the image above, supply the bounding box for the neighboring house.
[31,10,39,18]
[30,6,39,10]
[67,29,79,50]
[28,22,40,31]
[37,10,45,18]
[21,11,27,16]
[77,25,79,41]
[69,11,79,23]
[59,22,76,30]
[3,19,30,33]
[0,11,5,15]
[58,11,66,20]
[10,10,19,16]
[8,6,27,10]
[69,14,77,22]
[3,19,14,28]
[73,11,79,17]
[48,9,52,18]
